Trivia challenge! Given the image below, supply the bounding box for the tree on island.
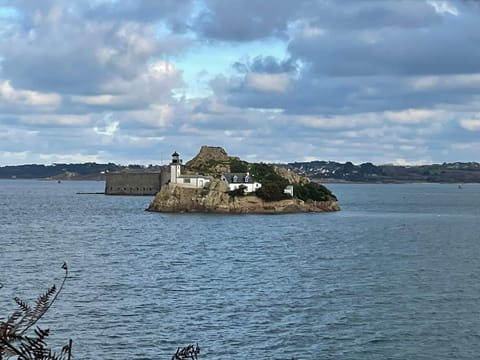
[250,163,337,203]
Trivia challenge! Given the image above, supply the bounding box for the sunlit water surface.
[1,180,480,359]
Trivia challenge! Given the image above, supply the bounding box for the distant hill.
[284,161,480,183]
[3,158,480,183]
[0,163,162,180]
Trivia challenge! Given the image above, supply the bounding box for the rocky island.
[146,146,340,214]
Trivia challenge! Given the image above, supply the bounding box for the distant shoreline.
[0,177,475,185]
[2,159,480,184]
[315,179,473,185]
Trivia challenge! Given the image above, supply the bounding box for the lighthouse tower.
[170,151,182,183]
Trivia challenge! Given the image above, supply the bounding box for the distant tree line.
[0,163,148,179]
[286,160,480,183]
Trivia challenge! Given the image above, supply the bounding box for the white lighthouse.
[170,151,182,184]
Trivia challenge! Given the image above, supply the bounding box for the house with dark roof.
[221,172,262,193]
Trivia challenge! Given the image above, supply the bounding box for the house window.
[233,175,238,182]
[184,178,191,184]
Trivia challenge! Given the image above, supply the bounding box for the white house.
[170,151,211,188]
[284,185,294,197]
[221,172,262,193]
[175,174,211,188]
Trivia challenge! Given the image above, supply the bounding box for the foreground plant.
[0,263,72,360]
[172,344,200,360]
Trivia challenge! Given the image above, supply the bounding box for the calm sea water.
[1,180,480,359]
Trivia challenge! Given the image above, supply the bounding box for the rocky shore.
[146,179,340,214]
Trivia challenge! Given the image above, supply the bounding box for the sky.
[1,0,480,166]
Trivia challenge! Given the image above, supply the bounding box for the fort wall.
[105,171,167,195]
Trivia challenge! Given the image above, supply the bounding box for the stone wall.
[105,171,163,195]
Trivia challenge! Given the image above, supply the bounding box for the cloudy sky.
[0,0,479,166]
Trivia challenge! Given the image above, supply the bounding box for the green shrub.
[249,163,291,202]
[229,159,249,173]
[293,182,337,202]
[249,163,286,184]
[255,181,291,202]
[228,185,247,197]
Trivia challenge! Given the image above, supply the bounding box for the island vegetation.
[183,146,337,203]
[147,146,340,214]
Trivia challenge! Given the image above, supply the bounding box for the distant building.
[221,172,262,193]
[284,185,294,197]
[105,151,211,195]
[170,151,211,188]
[170,151,182,184]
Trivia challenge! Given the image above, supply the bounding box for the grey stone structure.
[105,167,170,195]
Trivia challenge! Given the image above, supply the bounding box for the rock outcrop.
[186,146,231,165]
[274,166,310,185]
[146,179,340,214]
[185,145,243,177]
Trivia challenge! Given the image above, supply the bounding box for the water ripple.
[1,180,480,359]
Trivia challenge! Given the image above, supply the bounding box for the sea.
[1,179,480,359]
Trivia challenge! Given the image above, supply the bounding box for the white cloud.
[0,80,60,107]
[0,151,30,165]
[428,0,459,16]
[93,116,119,136]
[302,156,318,162]
[297,113,380,130]
[450,142,480,150]
[459,117,480,131]
[205,100,231,114]
[116,23,158,57]
[295,20,325,38]
[96,47,118,66]
[0,150,104,166]
[1,0,480,166]
[391,158,431,166]
[38,152,104,164]
[128,104,174,128]
[72,94,119,106]
[148,60,178,78]
[411,74,480,91]
[99,60,184,105]
[411,76,440,91]
[245,72,290,93]
[18,114,90,126]
[384,109,442,124]
[70,60,185,110]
